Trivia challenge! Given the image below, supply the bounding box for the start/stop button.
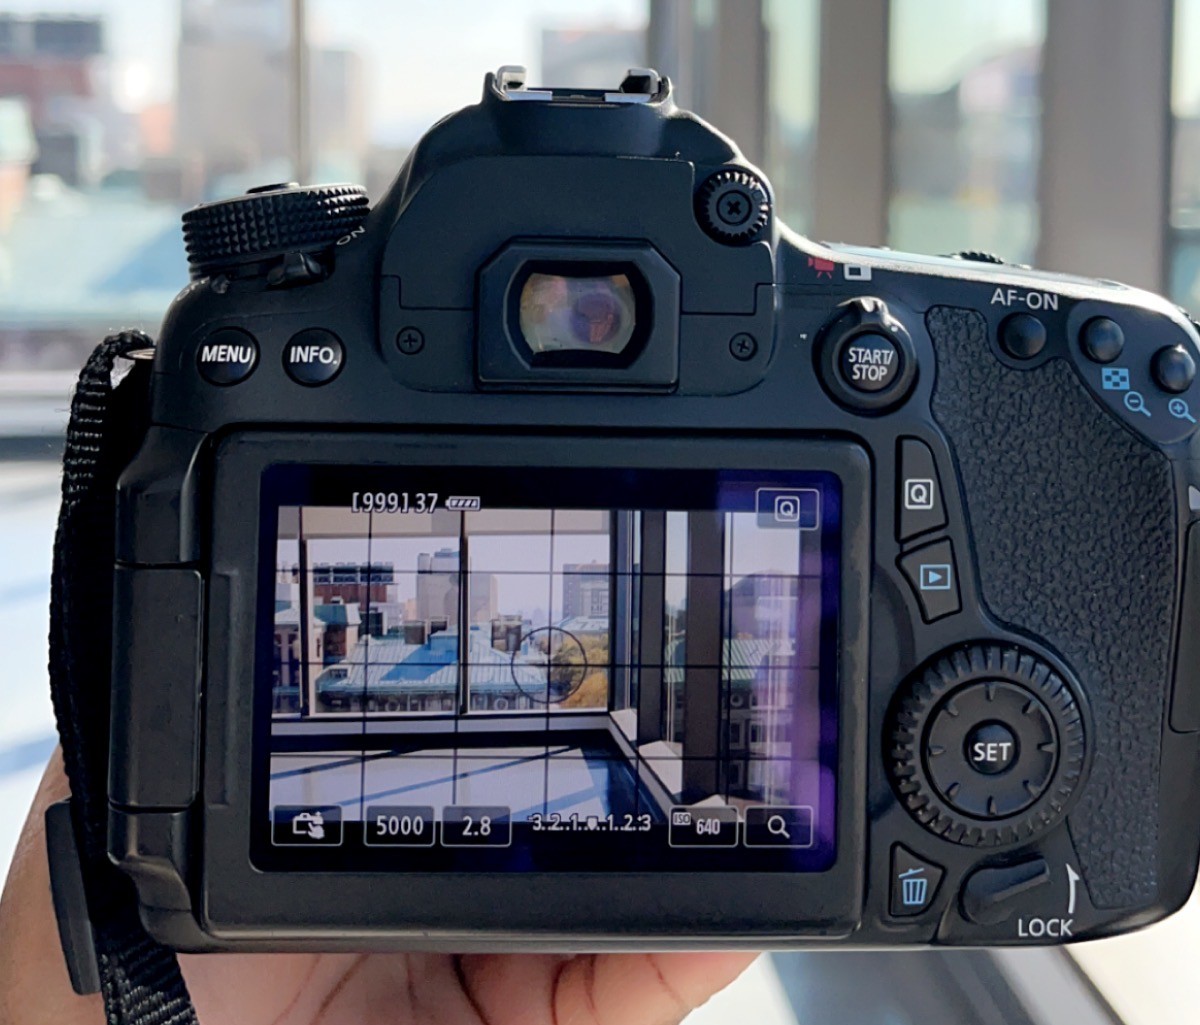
[838,332,902,393]
[817,296,918,413]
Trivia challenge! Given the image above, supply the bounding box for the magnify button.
[1169,397,1198,423]
[744,806,815,848]
[1124,390,1152,418]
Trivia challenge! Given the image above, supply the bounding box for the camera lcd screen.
[253,464,841,872]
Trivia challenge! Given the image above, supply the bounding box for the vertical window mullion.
[289,0,311,184]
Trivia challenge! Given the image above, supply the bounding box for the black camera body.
[105,68,1200,951]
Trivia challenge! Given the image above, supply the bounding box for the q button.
[284,329,345,386]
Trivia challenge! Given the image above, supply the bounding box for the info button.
[743,806,815,849]
[284,328,345,386]
[668,806,739,848]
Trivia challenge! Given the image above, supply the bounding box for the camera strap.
[46,332,199,1023]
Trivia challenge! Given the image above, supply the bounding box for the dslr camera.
[88,67,1200,951]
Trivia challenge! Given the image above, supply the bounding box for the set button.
[964,721,1020,776]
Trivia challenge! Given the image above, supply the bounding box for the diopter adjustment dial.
[182,182,369,280]
[889,644,1086,847]
[695,168,771,245]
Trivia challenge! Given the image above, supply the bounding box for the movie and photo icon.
[271,805,343,847]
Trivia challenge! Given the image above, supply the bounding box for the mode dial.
[181,182,369,280]
[889,644,1086,847]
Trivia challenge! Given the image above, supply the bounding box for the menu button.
[197,327,258,385]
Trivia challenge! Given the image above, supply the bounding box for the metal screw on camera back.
[729,332,758,361]
[397,326,425,355]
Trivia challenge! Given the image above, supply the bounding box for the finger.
[553,951,760,1025]
[0,751,104,1025]
[453,953,566,1025]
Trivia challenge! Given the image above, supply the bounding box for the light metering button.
[838,332,902,393]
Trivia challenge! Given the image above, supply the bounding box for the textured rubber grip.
[927,306,1176,909]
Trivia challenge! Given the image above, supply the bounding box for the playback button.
[898,538,961,622]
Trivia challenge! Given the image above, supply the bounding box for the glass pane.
[763,0,820,234]
[0,1,294,385]
[888,0,1045,263]
[1171,0,1200,307]
[306,0,650,195]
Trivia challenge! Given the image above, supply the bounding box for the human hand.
[0,753,757,1025]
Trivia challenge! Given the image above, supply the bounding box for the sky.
[5,1,1200,133]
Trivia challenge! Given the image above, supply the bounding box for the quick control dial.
[889,644,1086,846]
[182,182,369,280]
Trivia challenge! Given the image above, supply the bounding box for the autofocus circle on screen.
[518,271,637,355]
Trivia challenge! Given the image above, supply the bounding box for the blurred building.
[415,548,497,628]
[561,562,609,618]
[176,0,366,199]
[0,14,108,188]
[892,45,1040,205]
[540,26,645,87]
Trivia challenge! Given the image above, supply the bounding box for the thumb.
[553,952,759,1025]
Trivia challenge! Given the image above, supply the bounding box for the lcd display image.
[253,465,841,872]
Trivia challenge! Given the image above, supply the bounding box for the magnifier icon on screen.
[766,814,791,840]
[1169,397,1197,423]
[1124,391,1152,417]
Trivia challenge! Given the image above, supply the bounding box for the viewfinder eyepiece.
[518,271,638,359]
[477,241,680,391]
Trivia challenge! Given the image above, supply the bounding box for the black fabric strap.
[49,332,199,1024]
